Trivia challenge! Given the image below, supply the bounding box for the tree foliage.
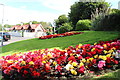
[54,14,68,28]
[58,23,73,33]
[92,9,120,31]
[68,2,110,29]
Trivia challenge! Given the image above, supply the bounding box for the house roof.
[22,25,30,30]
[10,24,46,32]
[30,24,40,29]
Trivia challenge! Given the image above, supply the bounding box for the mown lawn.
[0,31,120,80]
[1,31,120,56]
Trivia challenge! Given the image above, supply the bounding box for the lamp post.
[0,3,4,46]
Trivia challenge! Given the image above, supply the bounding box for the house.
[10,24,47,37]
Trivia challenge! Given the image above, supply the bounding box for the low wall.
[8,32,47,38]
[24,32,47,38]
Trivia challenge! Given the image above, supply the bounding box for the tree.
[58,23,73,33]
[68,1,110,29]
[54,14,68,28]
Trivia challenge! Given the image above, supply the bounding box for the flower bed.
[0,39,120,80]
[39,32,84,39]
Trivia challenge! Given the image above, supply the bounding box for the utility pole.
[0,3,4,46]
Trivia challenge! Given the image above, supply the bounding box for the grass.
[0,31,120,80]
[89,69,120,80]
[1,31,120,56]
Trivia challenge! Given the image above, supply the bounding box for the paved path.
[0,36,34,47]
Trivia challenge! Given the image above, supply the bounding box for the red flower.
[68,56,76,61]
[78,66,85,73]
[92,59,96,64]
[45,63,51,71]
[32,71,40,77]
[78,56,83,60]
[106,57,111,63]
[114,60,118,64]
[106,65,112,68]
[23,70,28,74]
[56,65,62,71]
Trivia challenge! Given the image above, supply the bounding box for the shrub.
[75,19,92,31]
[92,10,120,31]
[58,23,73,33]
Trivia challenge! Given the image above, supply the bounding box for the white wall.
[8,32,22,37]
[24,32,47,38]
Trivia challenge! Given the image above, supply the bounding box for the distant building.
[10,24,46,37]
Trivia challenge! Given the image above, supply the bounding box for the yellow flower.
[111,47,116,50]
[103,44,107,48]
[68,60,72,64]
[81,59,86,63]
[89,58,94,61]
[91,48,95,51]
[78,44,82,48]
[70,65,74,69]
[94,55,98,58]
[94,42,97,45]
[43,55,47,59]
[72,62,78,67]
[70,53,73,56]
[71,69,77,75]
[42,61,46,63]
[29,61,34,65]
[86,59,90,63]
[102,56,107,60]
[7,60,13,63]
[108,49,114,53]
[20,61,26,65]
[79,62,84,67]
[103,50,108,54]
[47,53,52,58]
[99,55,106,60]
[106,53,111,57]
[53,61,57,66]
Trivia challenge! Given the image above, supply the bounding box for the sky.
[0,0,120,25]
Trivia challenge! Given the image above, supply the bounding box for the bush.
[92,10,120,31]
[75,19,92,31]
[58,23,73,33]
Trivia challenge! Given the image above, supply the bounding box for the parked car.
[0,32,11,41]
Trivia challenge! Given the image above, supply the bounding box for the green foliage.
[32,21,40,24]
[54,14,68,28]
[68,2,110,29]
[58,23,73,33]
[75,19,92,31]
[92,9,120,31]
[110,9,120,14]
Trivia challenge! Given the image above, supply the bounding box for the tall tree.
[68,1,110,29]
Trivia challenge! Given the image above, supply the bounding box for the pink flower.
[98,60,106,70]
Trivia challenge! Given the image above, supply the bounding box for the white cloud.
[0,5,62,25]
[0,0,79,25]
[40,0,78,13]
